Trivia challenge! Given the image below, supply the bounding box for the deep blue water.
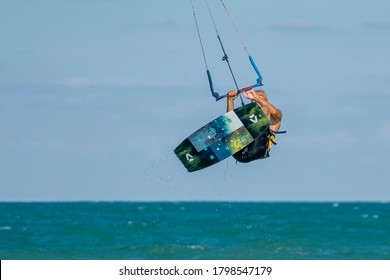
[0,202,389,259]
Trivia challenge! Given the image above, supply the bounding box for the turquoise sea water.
[0,202,389,260]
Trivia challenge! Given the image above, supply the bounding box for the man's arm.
[253,95,282,130]
[226,90,238,112]
[269,106,282,131]
[243,89,282,131]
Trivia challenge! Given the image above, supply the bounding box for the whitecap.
[127,221,133,225]
[372,215,380,219]
[362,214,369,218]
[332,203,339,208]
[0,226,11,230]
[188,245,205,250]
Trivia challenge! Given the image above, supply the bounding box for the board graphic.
[174,102,270,172]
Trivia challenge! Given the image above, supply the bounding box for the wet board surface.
[174,102,270,172]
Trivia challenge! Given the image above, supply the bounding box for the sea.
[0,202,389,260]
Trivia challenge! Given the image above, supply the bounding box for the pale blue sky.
[1,0,389,201]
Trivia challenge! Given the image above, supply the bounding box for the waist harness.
[233,129,286,163]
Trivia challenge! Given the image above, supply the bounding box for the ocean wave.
[188,245,205,250]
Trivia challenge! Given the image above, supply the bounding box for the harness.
[233,129,286,163]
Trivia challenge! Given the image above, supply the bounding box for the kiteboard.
[174,102,270,172]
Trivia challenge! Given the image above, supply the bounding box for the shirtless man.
[227,89,283,162]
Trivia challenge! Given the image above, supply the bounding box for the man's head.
[255,90,268,101]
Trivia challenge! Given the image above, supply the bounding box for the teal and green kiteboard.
[174,102,270,172]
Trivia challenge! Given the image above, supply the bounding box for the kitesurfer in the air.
[227,89,283,162]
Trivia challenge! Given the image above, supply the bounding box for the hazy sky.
[1,0,389,201]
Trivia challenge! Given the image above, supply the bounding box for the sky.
[0,0,389,202]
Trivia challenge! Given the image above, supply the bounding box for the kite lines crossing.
[190,0,264,103]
